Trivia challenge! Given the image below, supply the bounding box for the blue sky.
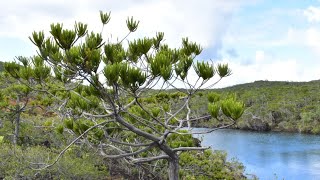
[1,0,320,87]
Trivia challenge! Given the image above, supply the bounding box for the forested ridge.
[191,80,320,134]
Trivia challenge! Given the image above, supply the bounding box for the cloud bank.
[1,0,320,88]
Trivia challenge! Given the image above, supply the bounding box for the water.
[195,128,320,180]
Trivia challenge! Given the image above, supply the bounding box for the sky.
[1,0,320,88]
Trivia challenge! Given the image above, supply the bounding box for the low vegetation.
[0,113,246,179]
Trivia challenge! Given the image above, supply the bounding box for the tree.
[1,60,54,145]
[0,65,32,145]
[5,11,244,179]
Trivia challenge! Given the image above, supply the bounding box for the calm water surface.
[195,129,320,180]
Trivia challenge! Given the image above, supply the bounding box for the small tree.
[6,12,244,179]
[1,60,54,145]
[0,64,32,145]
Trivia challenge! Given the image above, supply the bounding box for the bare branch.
[132,155,169,164]
[173,146,210,152]
[186,98,191,129]
[82,111,114,118]
[172,120,236,135]
[115,114,161,142]
[101,142,157,159]
[165,95,190,125]
[203,77,223,89]
[180,115,211,122]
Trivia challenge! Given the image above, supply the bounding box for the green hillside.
[192,80,320,134]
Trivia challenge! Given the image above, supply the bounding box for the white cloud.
[306,28,320,51]
[0,0,254,63]
[255,50,266,63]
[2,0,319,88]
[0,0,249,46]
[213,55,318,88]
[165,50,311,89]
[285,27,320,55]
[304,6,320,23]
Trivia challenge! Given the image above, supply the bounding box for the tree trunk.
[13,96,20,145]
[168,154,179,180]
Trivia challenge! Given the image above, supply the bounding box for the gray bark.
[168,154,179,180]
[13,96,20,145]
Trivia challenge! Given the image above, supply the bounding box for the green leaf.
[151,107,161,117]
[94,129,104,140]
[29,31,45,47]
[175,55,193,80]
[75,22,88,37]
[103,63,121,85]
[119,63,146,91]
[100,11,111,25]
[153,32,164,49]
[137,38,153,55]
[56,125,64,134]
[126,16,139,32]
[181,37,203,56]
[85,32,103,49]
[50,23,63,39]
[4,62,21,78]
[64,118,74,129]
[103,43,125,64]
[221,99,245,120]
[217,64,232,78]
[208,103,220,119]
[150,50,172,79]
[207,92,220,103]
[79,119,94,132]
[194,61,215,80]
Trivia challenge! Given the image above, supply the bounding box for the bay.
[195,128,320,180]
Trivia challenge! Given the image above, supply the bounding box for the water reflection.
[196,129,320,180]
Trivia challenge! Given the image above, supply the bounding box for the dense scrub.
[0,67,247,179]
[0,114,246,179]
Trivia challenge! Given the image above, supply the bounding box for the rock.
[192,137,202,147]
[248,117,270,131]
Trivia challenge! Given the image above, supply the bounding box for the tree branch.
[101,142,157,159]
[132,155,169,164]
[114,114,161,142]
[173,146,210,152]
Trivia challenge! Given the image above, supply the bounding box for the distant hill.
[191,80,320,134]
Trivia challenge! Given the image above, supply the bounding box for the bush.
[179,150,246,180]
[0,144,108,179]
